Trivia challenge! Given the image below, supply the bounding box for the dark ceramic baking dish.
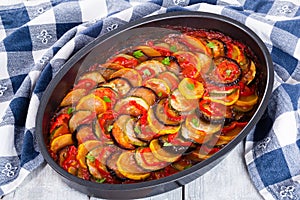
[36,11,273,199]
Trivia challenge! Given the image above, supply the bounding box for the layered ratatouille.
[48,27,258,184]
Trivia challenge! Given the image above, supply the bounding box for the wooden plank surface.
[2,143,263,200]
[1,0,264,199]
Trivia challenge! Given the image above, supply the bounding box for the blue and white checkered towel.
[0,0,299,199]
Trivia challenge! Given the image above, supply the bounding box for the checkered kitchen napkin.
[0,0,299,199]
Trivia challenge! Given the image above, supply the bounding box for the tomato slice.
[173,51,201,79]
[214,57,241,85]
[163,99,183,122]
[50,113,70,133]
[74,79,97,91]
[97,110,117,139]
[222,121,247,133]
[108,54,139,68]
[91,87,118,110]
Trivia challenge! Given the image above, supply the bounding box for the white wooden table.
[2,142,263,200]
[1,0,264,199]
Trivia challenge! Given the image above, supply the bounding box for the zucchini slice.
[114,96,149,117]
[235,93,258,107]
[78,71,105,84]
[243,60,256,85]
[101,77,132,97]
[124,118,147,147]
[69,110,94,133]
[147,107,181,135]
[110,68,142,87]
[181,124,212,144]
[128,86,158,106]
[60,89,87,107]
[76,140,102,168]
[50,123,70,141]
[86,145,114,180]
[134,119,157,142]
[135,60,166,75]
[169,89,198,113]
[111,115,135,150]
[226,43,249,67]
[75,125,98,144]
[106,151,126,180]
[76,94,107,114]
[180,34,211,55]
[97,63,124,80]
[203,88,240,106]
[135,147,169,171]
[149,139,181,163]
[50,134,73,153]
[157,71,180,90]
[92,118,114,142]
[117,151,150,180]
[181,113,221,144]
[186,113,222,136]
[205,39,226,58]
[143,78,170,98]
[154,99,181,126]
[134,45,162,57]
[178,77,204,99]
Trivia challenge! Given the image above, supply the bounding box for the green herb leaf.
[226,69,232,76]
[143,69,151,76]
[67,107,74,115]
[191,118,200,127]
[170,45,177,52]
[107,125,114,132]
[134,126,141,134]
[163,142,173,147]
[133,50,144,58]
[186,83,195,90]
[162,57,170,65]
[86,154,95,162]
[96,178,106,183]
[206,41,215,49]
[103,96,111,103]
[157,92,163,97]
[184,164,193,170]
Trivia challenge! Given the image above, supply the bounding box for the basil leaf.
[206,41,215,49]
[107,125,114,132]
[103,96,111,103]
[86,154,95,162]
[134,126,141,134]
[67,107,74,115]
[143,69,151,76]
[133,50,144,58]
[191,118,200,127]
[162,57,170,65]
[163,142,173,147]
[96,178,106,183]
[170,45,177,52]
[187,83,195,90]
